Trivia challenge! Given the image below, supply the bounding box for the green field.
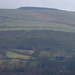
[6,51,31,59]
[8,49,34,55]
[0,19,75,32]
[0,8,75,32]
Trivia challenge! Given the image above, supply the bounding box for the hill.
[0,30,75,75]
[0,7,75,32]
[18,7,60,11]
[0,7,75,75]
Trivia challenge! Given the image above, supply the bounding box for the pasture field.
[8,49,34,55]
[6,51,31,59]
[0,19,75,32]
[0,9,75,32]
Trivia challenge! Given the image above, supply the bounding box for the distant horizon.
[0,6,74,12]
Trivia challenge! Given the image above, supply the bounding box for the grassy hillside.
[0,7,75,32]
[0,7,75,75]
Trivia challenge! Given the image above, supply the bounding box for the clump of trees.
[0,57,75,75]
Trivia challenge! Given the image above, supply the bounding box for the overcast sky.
[0,0,75,11]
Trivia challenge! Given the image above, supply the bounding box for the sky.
[0,0,75,11]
